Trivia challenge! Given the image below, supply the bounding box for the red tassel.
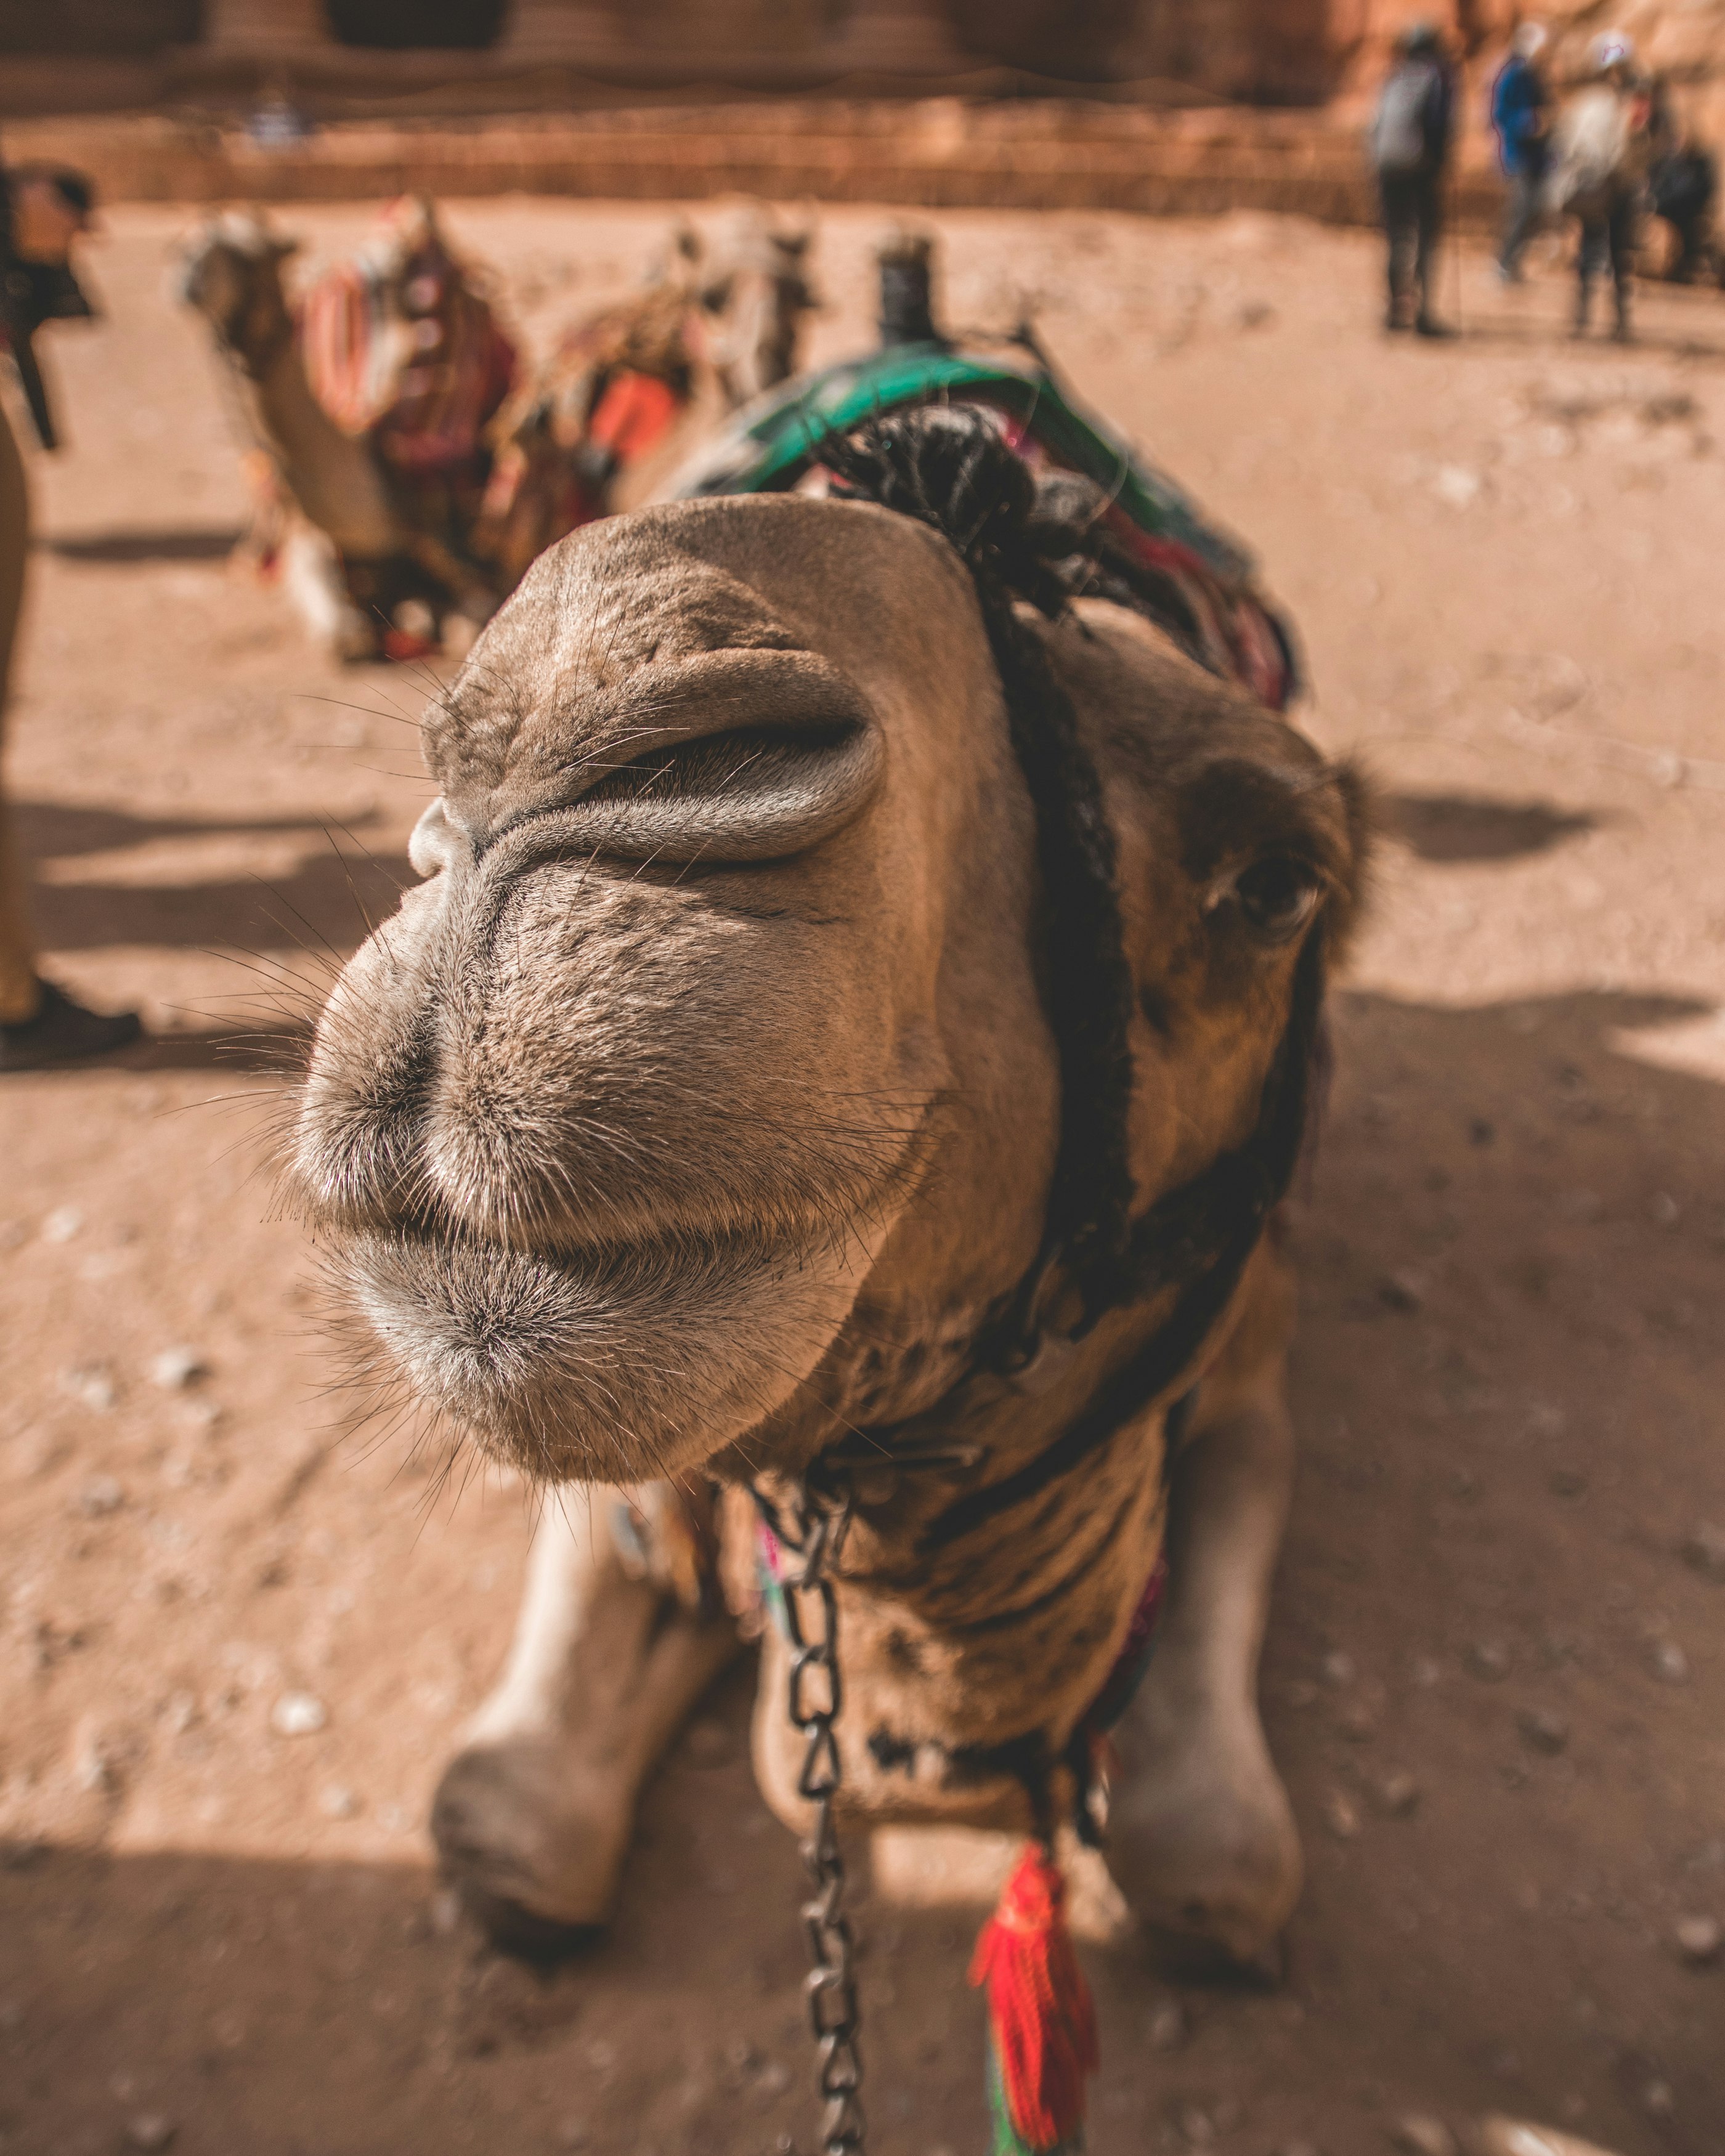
[969,1843,1099,2148]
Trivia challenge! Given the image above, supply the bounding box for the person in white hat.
[1544,31,1654,338]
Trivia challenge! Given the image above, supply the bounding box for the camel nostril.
[408,797,462,879]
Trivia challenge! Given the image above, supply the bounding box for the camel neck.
[239,339,400,562]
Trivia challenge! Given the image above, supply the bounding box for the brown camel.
[291,409,1369,2132]
[471,209,816,594]
[179,210,498,660]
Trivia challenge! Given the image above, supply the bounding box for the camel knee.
[1106,1319,1303,1969]
[433,1496,741,1950]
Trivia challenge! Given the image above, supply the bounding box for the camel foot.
[432,1586,740,1956]
[1106,1714,1302,1975]
[432,1738,639,1949]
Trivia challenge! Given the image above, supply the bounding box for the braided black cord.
[821,408,1139,1337]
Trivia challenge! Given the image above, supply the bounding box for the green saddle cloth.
[668,336,1296,710]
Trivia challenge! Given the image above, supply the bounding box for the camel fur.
[291,459,1369,1979]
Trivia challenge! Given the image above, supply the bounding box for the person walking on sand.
[1546,31,1654,341]
[1370,22,1456,335]
[1649,120,1719,283]
[1491,22,1553,282]
[0,161,140,1071]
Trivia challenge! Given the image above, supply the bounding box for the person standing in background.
[1491,22,1553,281]
[1546,33,1654,341]
[1648,119,1719,282]
[0,160,140,1069]
[1370,23,1456,336]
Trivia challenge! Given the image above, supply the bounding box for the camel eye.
[1232,854,1323,943]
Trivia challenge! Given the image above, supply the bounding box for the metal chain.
[778,1462,866,2155]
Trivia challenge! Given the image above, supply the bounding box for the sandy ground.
[2,198,1724,2156]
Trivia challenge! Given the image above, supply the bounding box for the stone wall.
[4,0,1725,164]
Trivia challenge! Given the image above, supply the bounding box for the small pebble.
[1376,1770,1421,1817]
[41,1207,84,1244]
[62,1366,116,1412]
[1673,1912,1722,1964]
[149,1347,209,1391]
[319,1785,359,1819]
[1323,1791,1361,1839]
[1378,1270,1425,1312]
[1516,1707,1570,1756]
[78,1475,124,1518]
[1390,2117,1456,2156]
[124,2120,176,2153]
[1680,1523,1725,1582]
[1467,1641,1512,1681]
[1649,1640,1689,1685]
[1147,2000,1187,2052]
[270,1692,328,1737]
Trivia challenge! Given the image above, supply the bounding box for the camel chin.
[333,1222,871,1486]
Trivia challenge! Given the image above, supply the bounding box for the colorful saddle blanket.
[669,336,1297,713]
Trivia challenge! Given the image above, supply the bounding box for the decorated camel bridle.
[742,407,1328,2156]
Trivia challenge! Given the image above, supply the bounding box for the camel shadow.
[3,984,1721,2154]
[14,798,382,861]
[1382,789,1601,864]
[29,840,415,958]
[41,527,245,565]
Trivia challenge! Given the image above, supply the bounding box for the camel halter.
[758,408,1329,2156]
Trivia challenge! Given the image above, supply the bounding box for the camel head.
[694,208,818,407]
[179,211,299,375]
[291,413,1366,1489]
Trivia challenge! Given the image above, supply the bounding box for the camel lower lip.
[332,1221,861,1483]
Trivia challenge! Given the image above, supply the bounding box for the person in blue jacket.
[1492,22,1553,281]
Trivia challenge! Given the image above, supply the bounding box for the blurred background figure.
[1491,22,1553,283]
[1369,22,1455,335]
[1546,31,1654,340]
[1649,116,1719,282]
[0,153,140,1070]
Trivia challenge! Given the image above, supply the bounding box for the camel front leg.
[432,1488,740,1956]
[1106,1244,1304,1973]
